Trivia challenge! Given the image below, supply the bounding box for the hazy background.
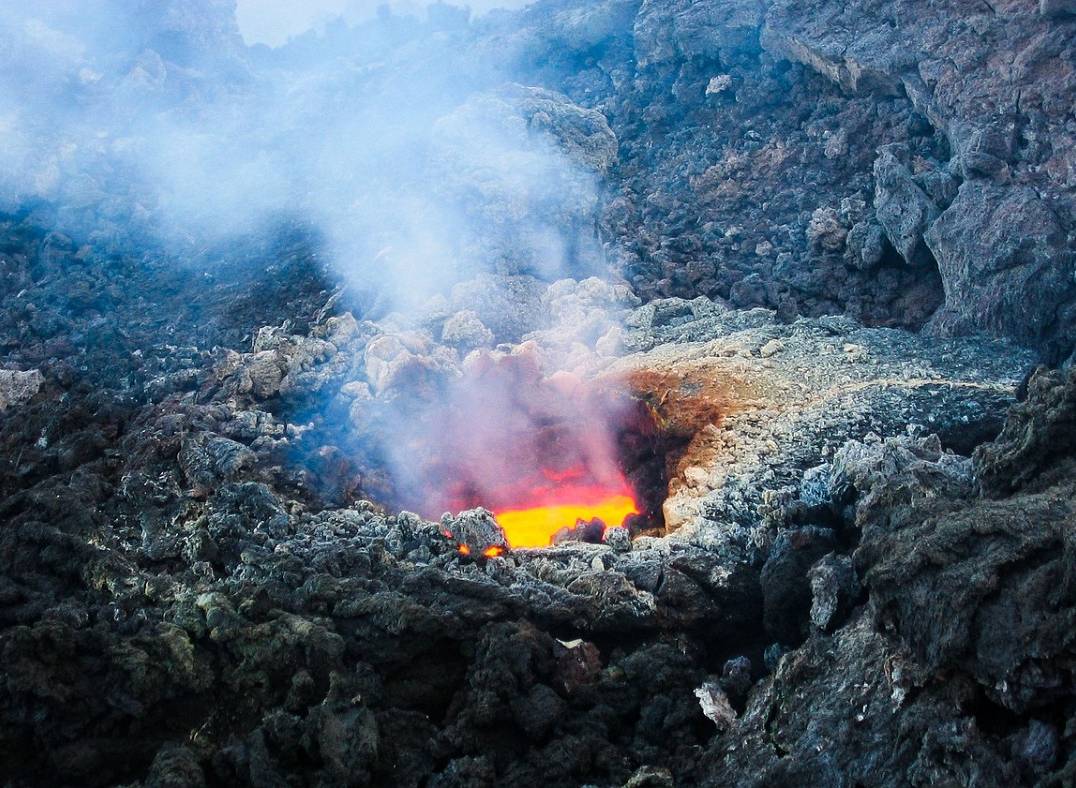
[236,0,532,46]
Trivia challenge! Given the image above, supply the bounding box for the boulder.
[760,527,838,644]
[925,181,1075,349]
[634,0,764,66]
[873,147,939,267]
[0,368,43,411]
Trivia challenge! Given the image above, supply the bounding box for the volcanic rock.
[0,369,43,411]
[441,508,509,555]
[440,310,494,351]
[2,0,1076,785]
[925,181,1074,351]
[808,552,860,633]
[873,145,939,267]
[760,527,837,645]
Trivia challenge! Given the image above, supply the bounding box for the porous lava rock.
[2,0,1076,785]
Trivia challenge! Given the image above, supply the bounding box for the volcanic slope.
[1,253,1049,784]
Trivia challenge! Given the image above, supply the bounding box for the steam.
[383,348,637,520]
[1,1,637,527]
[236,0,531,47]
[0,1,617,314]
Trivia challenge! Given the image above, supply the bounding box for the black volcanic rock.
[1,0,1076,785]
[703,370,1076,784]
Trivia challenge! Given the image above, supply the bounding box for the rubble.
[1,0,1075,785]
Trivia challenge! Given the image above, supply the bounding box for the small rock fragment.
[0,368,44,411]
[760,339,784,358]
[809,553,861,632]
[706,74,732,95]
[695,681,737,730]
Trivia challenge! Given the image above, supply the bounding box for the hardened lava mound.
[2,1,1076,786]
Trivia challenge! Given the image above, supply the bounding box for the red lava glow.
[491,471,639,548]
[387,348,643,550]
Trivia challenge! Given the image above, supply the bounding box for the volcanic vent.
[379,346,673,549]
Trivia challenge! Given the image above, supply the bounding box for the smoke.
[0,0,612,311]
[1,0,637,525]
[382,347,637,520]
[236,0,532,47]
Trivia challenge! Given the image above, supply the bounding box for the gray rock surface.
[0,369,43,412]
[1,0,1075,785]
[873,145,939,266]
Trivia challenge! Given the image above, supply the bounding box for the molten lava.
[494,489,638,548]
[387,348,650,550]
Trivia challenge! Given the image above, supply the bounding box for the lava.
[494,496,638,548]
[386,348,656,550]
[493,484,639,549]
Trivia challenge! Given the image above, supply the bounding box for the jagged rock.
[1021,720,1060,774]
[760,527,837,644]
[808,553,860,632]
[695,682,737,730]
[765,0,1076,358]
[719,656,753,699]
[440,310,494,351]
[634,0,764,66]
[925,181,1075,351]
[547,0,641,51]
[849,373,1076,715]
[0,369,43,411]
[498,85,619,175]
[974,366,1076,496]
[708,614,1020,786]
[845,221,886,270]
[806,207,847,252]
[623,765,675,788]
[178,433,256,491]
[144,745,205,788]
[441,508,509,555]
[1042,0,1076,16]
[873,146,939,267]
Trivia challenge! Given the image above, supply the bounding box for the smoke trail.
[1,1,637,526]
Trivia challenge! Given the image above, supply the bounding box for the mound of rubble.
[2,0,1075,785]
[2,251,1056,784]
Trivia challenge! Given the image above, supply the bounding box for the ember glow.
[495,492,638,548]
[490,465,640,547]
[386,349,643,549]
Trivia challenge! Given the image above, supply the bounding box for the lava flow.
[493,478,639,549]
[385,348,651,549]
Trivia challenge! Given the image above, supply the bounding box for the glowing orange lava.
[494,491,639,549]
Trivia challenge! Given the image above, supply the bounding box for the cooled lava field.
[1,1,1075,786]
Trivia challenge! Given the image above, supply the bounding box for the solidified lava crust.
[2,2,1076,787]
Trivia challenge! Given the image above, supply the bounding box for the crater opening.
[375,349,690,549]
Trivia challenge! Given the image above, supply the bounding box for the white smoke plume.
[0,0,640,531]
[0,0,610,315]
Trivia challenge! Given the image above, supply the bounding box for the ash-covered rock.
[701,363,1076,785]
[0,253,1046,783]
[1,0,1075,785]
[0,369,43,412]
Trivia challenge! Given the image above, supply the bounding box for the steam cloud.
[0,1,608,311]
[382,349,637,520]
[1,1,634,523]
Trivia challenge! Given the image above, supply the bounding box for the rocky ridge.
[1,0,1075,785]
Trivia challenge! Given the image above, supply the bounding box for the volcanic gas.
[383,346,654,548]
